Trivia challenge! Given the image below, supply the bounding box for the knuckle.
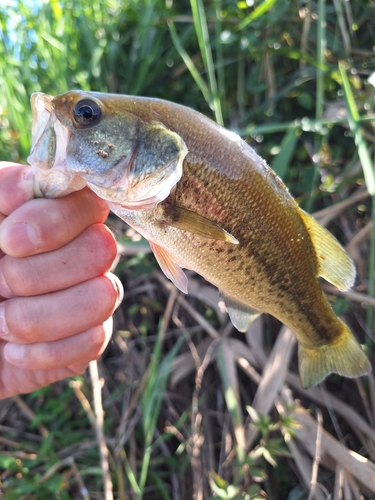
[0,258,14,298]
[86,275,119,318]
[103,274,123,312]
[69,363,89,376]
[96,225,119,267]
[85,224,118,271]
[86,325,107,359]
[0,165,34,215]
[7,297,41,342]
[1,256,40,297]
[48,202,76,247]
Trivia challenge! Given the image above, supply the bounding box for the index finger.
[0,187,110,258]
[0,163,34,217]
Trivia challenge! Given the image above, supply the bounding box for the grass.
[1,0,375,498]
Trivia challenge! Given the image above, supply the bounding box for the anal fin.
[221,292,261,332]
[149,241,188,294]
[299,209,356,291]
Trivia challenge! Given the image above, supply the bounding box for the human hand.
[0,162,122,399]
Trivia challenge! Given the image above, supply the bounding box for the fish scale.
[28,90,371,388]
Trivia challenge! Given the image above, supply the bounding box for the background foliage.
[0,0,375,498]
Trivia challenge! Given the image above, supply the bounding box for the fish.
[27,90,371,388]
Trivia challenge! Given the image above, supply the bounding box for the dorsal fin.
[299,210,355,291]
[220,292,261,332]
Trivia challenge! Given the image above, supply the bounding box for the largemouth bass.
[28,90,371,388]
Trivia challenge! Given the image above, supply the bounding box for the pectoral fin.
[299,210,355,291]
[149,241,188,294]
[164,205,239,244]
[221,292,261,332]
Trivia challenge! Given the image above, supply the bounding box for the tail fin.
[298,321,371,388]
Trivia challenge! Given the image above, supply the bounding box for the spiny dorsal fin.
[149,241,188,294]
[220,292,261,332]
[299,210,355,291]
[164,205,239,244]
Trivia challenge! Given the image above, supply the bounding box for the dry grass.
[1,189,374,498]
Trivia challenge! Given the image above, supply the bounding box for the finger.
[0,273,123,344]
[0,163,34,216]
[0,187,110,257]
[0,357,83,399]
[0,223,118,298]
[68,317,114,374]
[0,350,87,399]
[3,318,113,371]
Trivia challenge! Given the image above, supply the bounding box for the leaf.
[246,405,260,425]
[261,447,277,467]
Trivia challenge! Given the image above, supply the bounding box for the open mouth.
[28,93,86,198]
[28,93,71,172]
[30,93,53,153]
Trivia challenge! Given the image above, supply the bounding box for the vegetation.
[1,0,375,498]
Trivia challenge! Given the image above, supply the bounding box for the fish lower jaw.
[32,168,87,198]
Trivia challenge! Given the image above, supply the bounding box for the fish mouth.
[28,93,86,197]
[30,93,53,155]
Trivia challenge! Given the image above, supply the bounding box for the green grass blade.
[339,61,375,335]
[214,0,225,112]
[167,20,211,106]
[40,32,66,52]
[306,0,327,213]
[270,127,299,180]
[339,62,375,196]
[316,0,326,121]
[239,113,375,137]
[139,329,183,497]
[190,0,223,124]
[120,449,142,495]
[216,340,245,462]
[237,0,277,31]
[368,198,375,336]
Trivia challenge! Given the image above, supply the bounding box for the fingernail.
[0,222,40,255]
[0,303,9,338]
[4,343,25,365]
[114,276,124,309]
[107,273,124,310]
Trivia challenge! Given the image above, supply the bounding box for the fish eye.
[73,99,101,127]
